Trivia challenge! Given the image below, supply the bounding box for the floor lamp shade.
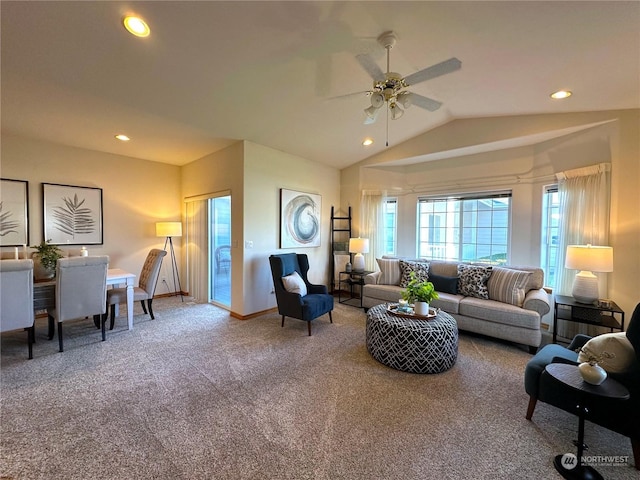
[565,244,613,304]
[156,222,182,238]
[349,238,369,273]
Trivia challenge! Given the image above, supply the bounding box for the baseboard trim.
[231,307,278,320]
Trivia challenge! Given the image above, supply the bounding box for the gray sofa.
[362,258,551,353]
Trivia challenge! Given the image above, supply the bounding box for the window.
[383,198,397,255]
[541,185,559,288]
[417,192,511,264]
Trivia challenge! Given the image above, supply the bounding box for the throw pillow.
[457,264,492,299]
[487,267,532,307]
[428,273,458,295]
[399,260,430,288]
[376,258,402,285]
[281,271,307,297]
[578,332,637,373]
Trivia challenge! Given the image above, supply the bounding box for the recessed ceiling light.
[115,134,130,142]
[550,90,572,99]
[123,15,150,37]
[362,138,374,146]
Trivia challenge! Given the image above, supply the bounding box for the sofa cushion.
[578,332,637,373]
[399,260,430,287]
[429,273,458,295]
[459,297,540,330]
[487,267,532,307]
[428,260,460,277]
[362,284,405,304]
[376,258,401,285]
[457,264,492,299]
[431,293,464,314]
[281,271,307,297]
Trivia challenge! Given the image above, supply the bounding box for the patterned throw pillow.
[281,271,307,297]
[487,267,532,307]
[399,260,430,288]
[376,258,402,285]
[457,264,492,299]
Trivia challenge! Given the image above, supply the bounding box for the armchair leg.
[526,396,537,420]
[632,438,640,470]
[58,322,64,352]
[281,315,285,328]
[528,345,538,354]
[329,311,333,323]
[308,321,312,336]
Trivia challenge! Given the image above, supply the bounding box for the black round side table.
[545,363,630,480]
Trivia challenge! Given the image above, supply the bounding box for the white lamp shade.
[565,245,613,272]
[156,221,182,238]
[370,92,385,108]
[349,238,369,254]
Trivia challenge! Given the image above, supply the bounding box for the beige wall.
[1,133,182,291]
[341,110,640,318]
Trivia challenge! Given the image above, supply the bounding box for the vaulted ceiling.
[2,1,638,169]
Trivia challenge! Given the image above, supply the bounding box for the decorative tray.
[386,304,440,320]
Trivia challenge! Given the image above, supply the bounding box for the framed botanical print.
[280,188,321,248]
[43,183,103,245]
[0,178,29,246]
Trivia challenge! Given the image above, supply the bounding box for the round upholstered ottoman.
[366,304,458,374]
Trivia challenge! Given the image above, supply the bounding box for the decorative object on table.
[30,240,64,280]
[280,188,321,248]
[401,271,439,316]
[156,221,183,301]
[565,244,613,304]
[387,303,439,320]
[576,345,615,385]
[345,262,352,273]
[43,183,103,245]
[0,178,29,247]
[80,246,88,257]
[349,237,369,273]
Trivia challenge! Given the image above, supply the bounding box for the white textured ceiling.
[2,1,639,169]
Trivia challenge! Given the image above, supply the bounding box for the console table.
[553,295,624,344]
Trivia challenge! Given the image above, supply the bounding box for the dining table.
[34,268,136,336]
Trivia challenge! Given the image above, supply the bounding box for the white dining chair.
[48,256,109,352]
[0,259,35,359]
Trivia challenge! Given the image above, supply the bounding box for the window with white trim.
[383,198,397,256]
[417,192,511,264]
[540,185,559,288]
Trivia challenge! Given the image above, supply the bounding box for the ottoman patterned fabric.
[366,304,458,374]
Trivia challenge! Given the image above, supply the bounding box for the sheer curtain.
[554,163,611,338]
[184,198,209,303]
[360,190,386,272]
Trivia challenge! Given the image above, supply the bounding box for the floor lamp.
[156,222,183,302]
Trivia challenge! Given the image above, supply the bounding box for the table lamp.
[156,221,183,301]
[565,244,613,304]
[349,237,369,273]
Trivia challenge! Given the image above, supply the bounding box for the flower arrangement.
[401,271,439,304]
[576,345,615,366]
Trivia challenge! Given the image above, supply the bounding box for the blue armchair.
[269,253,333,336]
[524,302,640,469]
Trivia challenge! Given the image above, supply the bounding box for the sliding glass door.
[209,195,231,307]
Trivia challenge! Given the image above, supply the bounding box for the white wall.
[1,133,182,289]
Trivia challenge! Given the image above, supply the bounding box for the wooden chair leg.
[329,311,333,323]
[57,322,64,352]
[147,299,155,320]
[281,315,285,328]
[631,437,640,470]
[27,326,34,360]
[308,321,312,336]
[526,396,537,420]
[110,304,116,330]
[141,300,148,315]
[98,314,106,341]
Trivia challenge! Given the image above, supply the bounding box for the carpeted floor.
[1,298,636,479]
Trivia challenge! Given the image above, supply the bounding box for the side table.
[546,363,629,480]
[553,295,624,344]
[338,270,372,308]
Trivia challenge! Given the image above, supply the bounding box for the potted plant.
[31,240,64,279]
[401,271,439,315]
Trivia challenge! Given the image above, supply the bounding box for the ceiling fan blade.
[403,57,462,86]
[355,53,385,81]
[410,93,443,112]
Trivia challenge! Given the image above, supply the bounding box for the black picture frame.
[43,183,103,245]
[0,178,30,247]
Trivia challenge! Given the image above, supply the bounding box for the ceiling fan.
[356,31,461,125]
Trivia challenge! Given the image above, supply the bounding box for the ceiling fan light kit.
[355,31,462,144]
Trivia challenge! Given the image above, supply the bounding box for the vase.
[578,362,607,385]
[32,253,55,280]
[414,301,429,316]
